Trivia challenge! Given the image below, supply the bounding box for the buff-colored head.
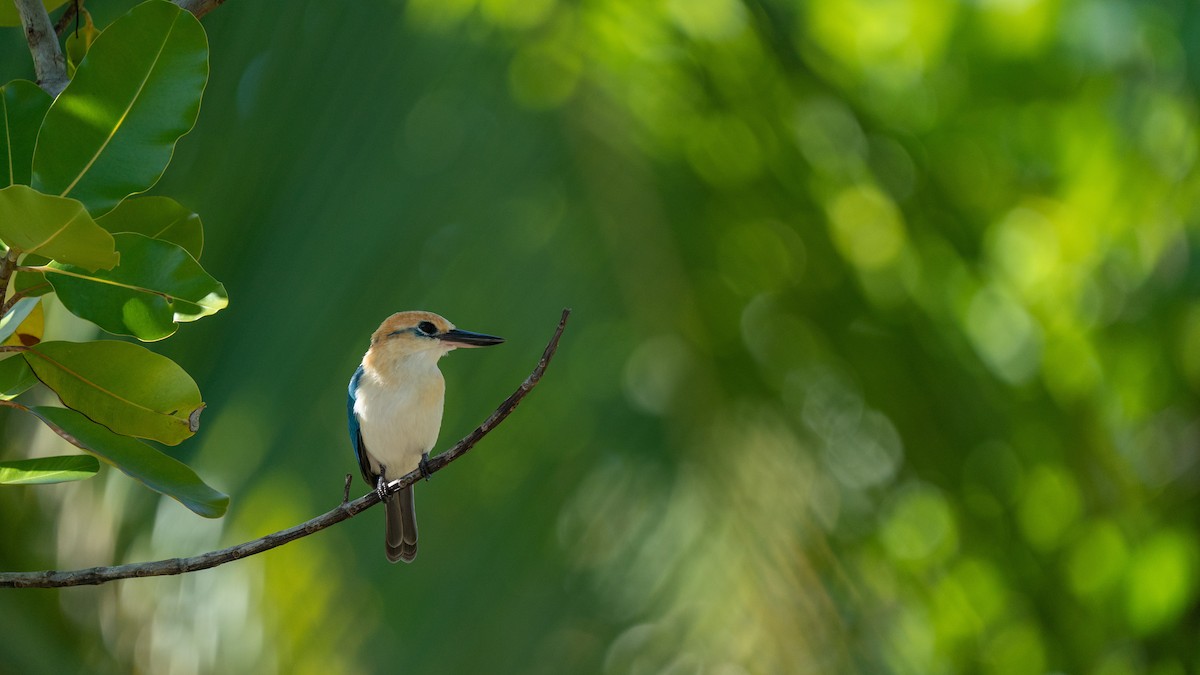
[368,311,504,361]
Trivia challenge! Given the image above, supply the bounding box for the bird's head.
[368,311,504,364]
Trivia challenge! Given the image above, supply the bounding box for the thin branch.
[0,248,19,309]
[13,0,69,96]
[53,0,81,36]
[0,309,571,589]
[172,0,227,19]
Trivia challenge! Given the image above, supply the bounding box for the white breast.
[354,357,445,478]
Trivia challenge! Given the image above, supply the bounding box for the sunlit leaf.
[31,0,209,216]
[1,80,52,187]
[0,354,38,400]
[0,455,99,485]
[95,196,204,259]
[45,233,227,341]
[0,185,118,271]
[23,340,204,446]
[0,0,69,28]
[29,406,227,516]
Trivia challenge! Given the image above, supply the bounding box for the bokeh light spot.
[1065,519,1127,600]
[964,283,1042,384]
[508,40,582,109]
[1017,464,1081,551]
[880,483,957,564]
[1124,530,1198,635]
[826,184,907,271]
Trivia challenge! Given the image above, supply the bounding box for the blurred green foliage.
[2,0,1199,673]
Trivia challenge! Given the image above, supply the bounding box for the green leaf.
[0,354,38,400]
[95,196,204,259]
[31,0,209,216]
[0,185,119,271]
[29,406,227,517]
[23,340,204,446]
[46,233,227,341]
[0,0,69,28]
[64,9,101,79]
[11,254,52,298]
[1,80,52,187]
[0,455,99,485]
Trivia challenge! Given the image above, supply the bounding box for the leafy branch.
[0,309,571,589]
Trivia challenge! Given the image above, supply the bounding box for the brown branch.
[13,0,69,96]
[53,0,81,36]
[0,309,571,589]
[172,0,227,19]
[0,248,19,308]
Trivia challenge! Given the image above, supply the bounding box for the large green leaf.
[31,0,209,216]
[0,455,99,485]
[44,233,226,341]
[95,196,204,259]
[0,0,69,28]
[0,185,118,271]
[30,406,227,517]
[1,80,52,187]
[0,354,38,400]
[23,340,204,446]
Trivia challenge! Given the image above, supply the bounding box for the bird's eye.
[417,321,437,336]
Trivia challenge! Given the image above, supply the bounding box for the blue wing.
[348,365,376,485]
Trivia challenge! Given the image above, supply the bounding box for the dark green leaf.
[1,80,52,187]
[31,0,209,215]
[0,455,99,485]
[29,406,227,517]
[95,196,204,259]
[46,233,227,341]
[0,185,119,271]
[0,354,38,400]
[23,340,204,446]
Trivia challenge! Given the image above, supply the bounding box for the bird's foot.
[419,453,433,482]
[375,467,389,502]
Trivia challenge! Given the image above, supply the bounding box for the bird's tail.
[385,485,418,563]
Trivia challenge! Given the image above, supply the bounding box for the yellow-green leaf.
[23,340,204,446]
[0,455,99,485]
[0,185,118,271]
[29,406,227,516]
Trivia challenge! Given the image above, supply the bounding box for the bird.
[348,311,504,563]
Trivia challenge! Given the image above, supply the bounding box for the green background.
[3,0,1200,672]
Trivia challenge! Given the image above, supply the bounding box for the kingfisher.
[348,311,504,562]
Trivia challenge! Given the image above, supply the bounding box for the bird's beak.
[437,328,505,348]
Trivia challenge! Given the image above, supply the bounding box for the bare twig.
[0,249,19,308]
[53,0,81,36]
[0,309,571,589]
[172,0,227,19]
[13,0,69,96]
